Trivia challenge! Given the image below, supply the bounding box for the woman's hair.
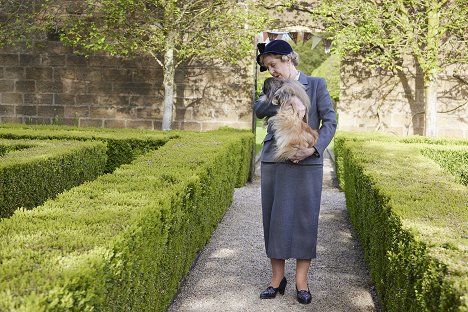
[259,51,300,67]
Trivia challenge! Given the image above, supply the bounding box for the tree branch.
[437,102,467,114]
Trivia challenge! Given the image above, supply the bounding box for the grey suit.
[254,73,337,164]
[254,72,337,259]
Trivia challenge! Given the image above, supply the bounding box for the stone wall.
[0,40,254,131]
[338,58,468,137]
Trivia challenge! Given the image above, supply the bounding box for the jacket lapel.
[298,71,310,93]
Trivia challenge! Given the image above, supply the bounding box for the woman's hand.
[287,96,306,119]
[290,146,316,163]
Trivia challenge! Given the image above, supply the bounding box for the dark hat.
[256,40,293,72]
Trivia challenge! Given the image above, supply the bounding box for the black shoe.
[260,277,287,299]
[296,288,311,304]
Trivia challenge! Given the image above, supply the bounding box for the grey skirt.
[261,162,323,259]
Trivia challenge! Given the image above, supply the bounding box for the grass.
[255,119,267,155]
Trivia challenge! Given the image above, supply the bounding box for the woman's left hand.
[290,146,316,163]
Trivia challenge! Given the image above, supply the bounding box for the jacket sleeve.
[313,78,337,157]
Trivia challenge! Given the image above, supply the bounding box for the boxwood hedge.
[0,129,253,311]
[334,132,468,311]
[0,139,107,218]
[0,124,172,172]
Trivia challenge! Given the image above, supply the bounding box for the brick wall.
[338,58,468,137]
[0,40,254,131]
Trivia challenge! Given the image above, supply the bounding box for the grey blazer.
[254,72,337,165]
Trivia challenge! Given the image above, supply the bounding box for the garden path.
[168,149,379,312]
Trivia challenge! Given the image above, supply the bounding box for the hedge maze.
[334,132,468,312]
[0,124,253,311]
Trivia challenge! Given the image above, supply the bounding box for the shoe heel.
[278,278,287,295]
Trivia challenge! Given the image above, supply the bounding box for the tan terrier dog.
[261,78,319,162]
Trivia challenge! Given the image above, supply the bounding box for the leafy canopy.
[59,0,267,65]
[311,0,468,74]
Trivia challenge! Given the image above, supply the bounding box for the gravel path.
[168,150,379,312]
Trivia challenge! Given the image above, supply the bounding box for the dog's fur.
[262,78,319,161]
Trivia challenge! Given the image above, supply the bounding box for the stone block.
[80,118,103,128]
[38,41,68,54]
[38,105,64,117]
[62,79,87,93]
[76,95,99,105]
[0,105,15,115]
[4,67,25,79]
[53,68,75,80]
[116,107,137,119]
[66,55,88,66]
[36,81,63,93]
[201,121,233,131]
[133,69,163,83]
[74,68,102,81]
[113,82,153,94]
[0,80,14,92]
[102,69,133,81]
[15,80,36,92]
[16,105,38,116]
[129,95,163,107]
[24,117,53,125]
[41,54,66,66]
[239,110,254,123]
[104,119,127,129]
[24,93,53,105]
[2,93,23,104]
[61,118,80,127]
[89,107,117,118]
[1,116,23,123]
[19,54,41,66]
[54,94,76,105]
[177,121,201,131]
[136,107,162,119]
[88,82,113,94]
[126,119,154,129]
[64,106,89,118]
[25,67,53,80]
[0,54,19,66]
[88,56,119,67]
[97,95,129,106]
[391,113,410,127]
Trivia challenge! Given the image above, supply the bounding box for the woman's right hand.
[287,96,306,119]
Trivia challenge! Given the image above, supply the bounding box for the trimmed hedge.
[0,124,172,172]
[334,132,468,311]
[420,147,468,186]
[0,129,253,311]
[0,139,107,218]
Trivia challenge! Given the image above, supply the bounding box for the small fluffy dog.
[261,78,319,162]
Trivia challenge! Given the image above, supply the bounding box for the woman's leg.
[296,259,311,290]
[270,258,286,287]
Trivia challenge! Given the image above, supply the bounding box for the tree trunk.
[424,73,438,137]
[424,2,440,137]
[162,34,175,130]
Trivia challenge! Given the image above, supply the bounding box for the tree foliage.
[55,0,267,130]
[301,0,468,136]
[0,0,50,47]
[57,0,266,65]
[292,39,328,76]
[312,0,467,75]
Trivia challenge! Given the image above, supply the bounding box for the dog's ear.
[273,86,293,107]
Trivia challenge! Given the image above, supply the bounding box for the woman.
[254,40,337,304]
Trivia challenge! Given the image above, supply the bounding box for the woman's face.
[262,55,295,81]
